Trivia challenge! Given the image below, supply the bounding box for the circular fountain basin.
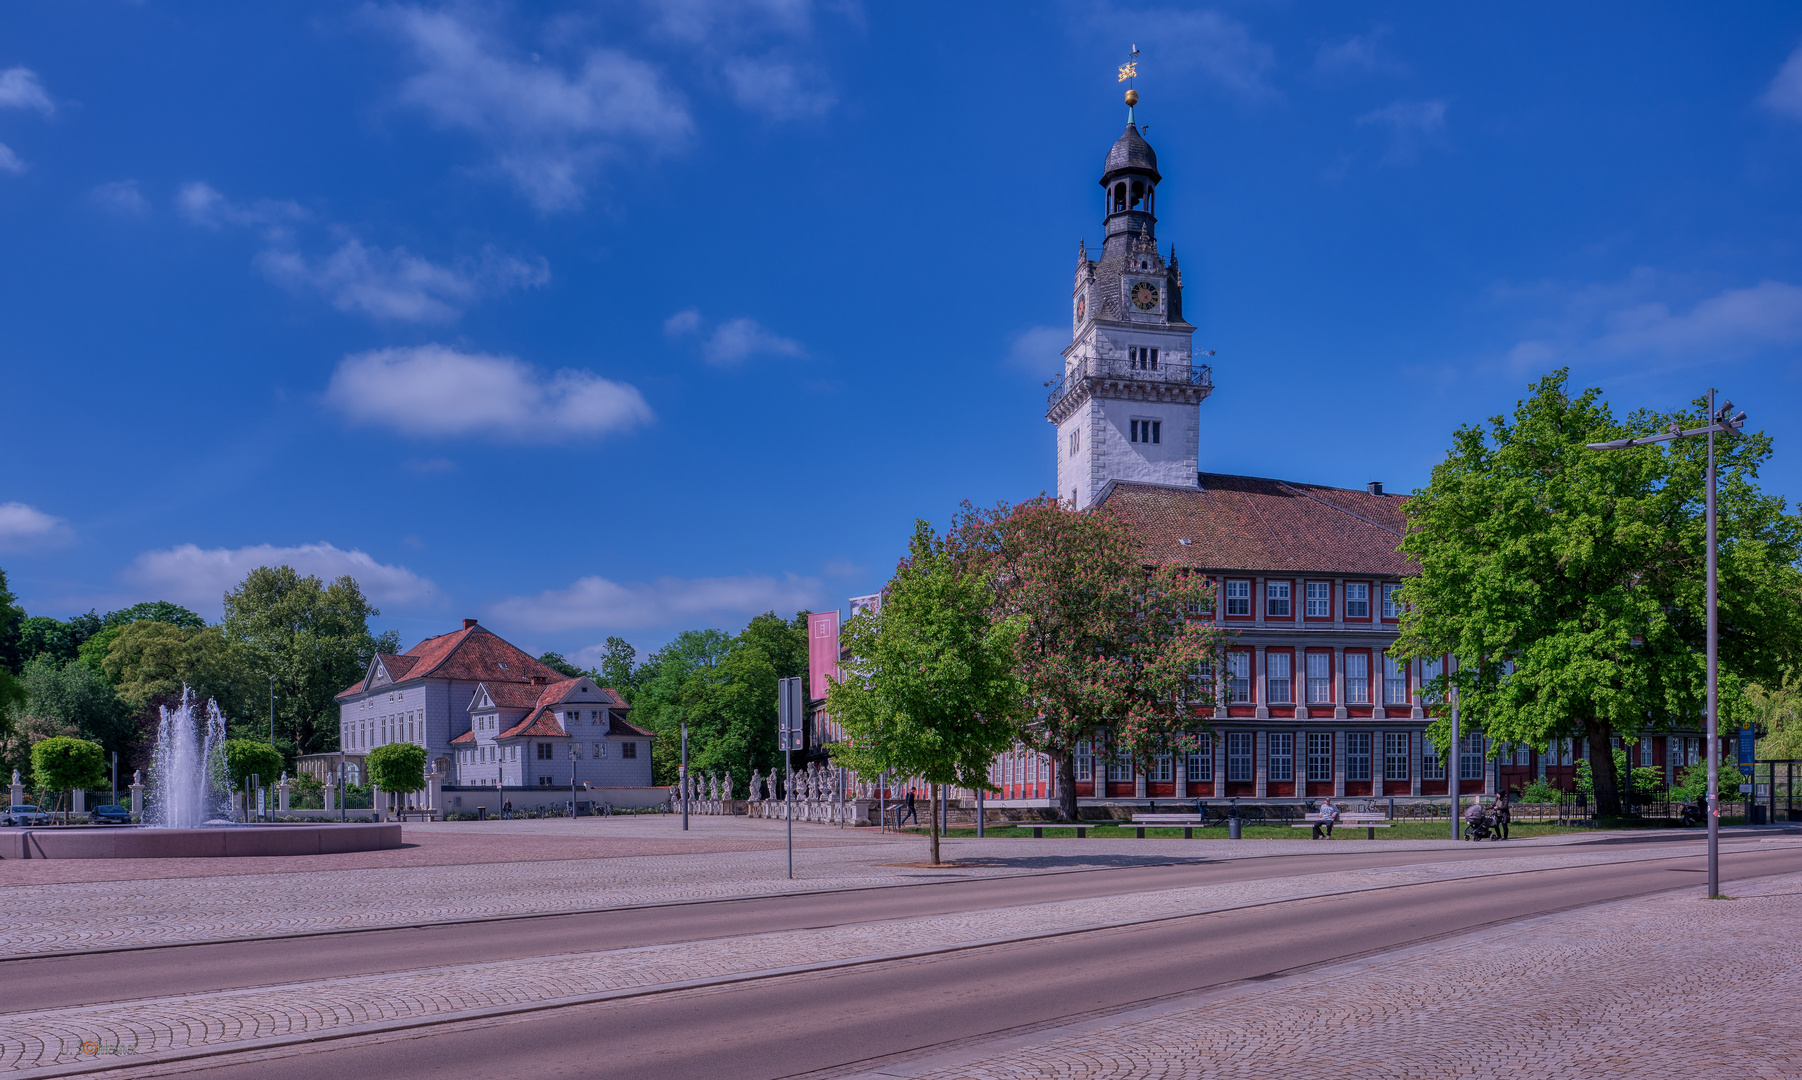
[0,823,402,859]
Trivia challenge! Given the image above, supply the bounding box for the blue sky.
[3,2,1801,664]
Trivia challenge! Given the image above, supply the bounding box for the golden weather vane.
[1119,45,1140,118]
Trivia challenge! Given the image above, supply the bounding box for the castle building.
[981,110,1707,806]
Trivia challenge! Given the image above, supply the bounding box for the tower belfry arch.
[1048,74,1213,509]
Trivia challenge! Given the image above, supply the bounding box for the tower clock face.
[1130,281,1160,311]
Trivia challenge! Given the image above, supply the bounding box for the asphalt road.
[2,831,1740,1011]
[52,834,1800,1080]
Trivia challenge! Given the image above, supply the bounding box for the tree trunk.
[1053,750,1079,822]
[928,784,941,866]
[1585,721,1622,817]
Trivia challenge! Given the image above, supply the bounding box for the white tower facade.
[1047,122,1212,508]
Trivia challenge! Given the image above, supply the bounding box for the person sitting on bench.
[1312,797,1340,839]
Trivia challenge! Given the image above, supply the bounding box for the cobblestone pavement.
[843,872,1802,1080]
[5,841,1790,1075]
[0,817,1642,956]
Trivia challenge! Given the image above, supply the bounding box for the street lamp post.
[1588,390,1745,897]
[680,722,689,831]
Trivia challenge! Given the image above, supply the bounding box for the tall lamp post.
[1588,389,1744,897]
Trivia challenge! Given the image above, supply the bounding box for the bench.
[1130,813,1205,839]
[1291,811,1391,839]
[394,808,440,822]
[1008,822,1090,838]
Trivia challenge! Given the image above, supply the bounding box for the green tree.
[1393,372,1802,816]
[0,567,25,674]
[222,739,284,790]
[828,521,1024,864]
[366,742,427,811]
[537,652,583,678]
[18,611,104,666]
[632,629,734,786]
[104,621,251,717]
[1746,679,1802,761]
[952,497,1226,822]
[222,566,399,758]
[30,736,107,822]
[591,636,640,699]
[15,655,135,758]
[106,602,204,630]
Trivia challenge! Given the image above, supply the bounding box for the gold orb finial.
[1124,88,1139,107]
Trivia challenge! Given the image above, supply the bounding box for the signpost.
[680,722,689,832]
[1739,727,1756,777]
[778,676,805,879]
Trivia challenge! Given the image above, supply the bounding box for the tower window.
[1128,346,1157,369]
[1130,181,1144,209]
[1130,419,1161,444]
[1068,428,1080,456]
[1113,182,1126,212]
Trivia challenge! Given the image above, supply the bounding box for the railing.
[1047,357,1213,407]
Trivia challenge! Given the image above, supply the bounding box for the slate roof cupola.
[1102,123,1161,248]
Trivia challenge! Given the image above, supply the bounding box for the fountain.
[0,685,403,860]
[146,687,230,828]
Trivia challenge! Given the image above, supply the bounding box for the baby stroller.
[1462,804,1499,841]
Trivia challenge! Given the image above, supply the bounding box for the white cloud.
[1006,325,1067,372]
[376,5,692,211]
[1315,29,1400,77]
[666,308,804,365]
[255,239,548,323]
[0,68,54,116]
[489,571,825,634]
[0,502,71,551]
[176,181,306,237]
[0,143,24,175]
[325,345,653,442]
[1597,281,1802,355]
[648,0,815,45]
[123,542,438,616]
[1356,99,1448,164]
[1764,44,1802,120]
[723,54,834,119]
[91,180,149,215]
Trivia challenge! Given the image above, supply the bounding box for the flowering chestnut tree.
[953,497,1228,821]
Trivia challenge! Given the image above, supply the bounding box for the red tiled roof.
[607,716,654,739]
[480,682,552,710]
[1099,474,1417,577]
[335,623,563,699]
[450,730,476,745]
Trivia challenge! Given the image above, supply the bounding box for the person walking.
[898,788,918,828]
[1494,791,1512,840]
[1312,797,1341,839]
[501,798,513,821]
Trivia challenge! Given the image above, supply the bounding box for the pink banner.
[808,610,840,701]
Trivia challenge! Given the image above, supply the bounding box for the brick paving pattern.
[1,841,1778,1074]
[864,873,1802,1080]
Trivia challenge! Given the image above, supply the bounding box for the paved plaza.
[2,818,1797,1079]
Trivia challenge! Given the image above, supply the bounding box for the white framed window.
[1383,583,1403,619]
[1267,652,1292,703]
[1268,733,1294,782]
[1459,732,1485,781]
[595,740,607,757]
[1226,732,1254,782]
[1345,582,1370,619]
[1069,428,1080,456]
[1383,653,1409,705]
[1517,744,1531,767]
[1345,652,1370,705]
[1130,419,1162,444]
[1346,732,1372,781]
[1151,754,1173,782]
[1305,732,1332,782]
[1228,652,1252,703]
[1266,581,1291,618]
[1305,581,1331,618]
[1422,737,1446,780]
[1187,736,1213,782]
[1106,750,1134,782]
[1305,652,1333,704]
[1639,737,1653,767]
[622,742,637,758]
[1384,732,1410,781]
[1224,580,1251,616]
[1075,739,1093,781]
[1421,657,1444,704]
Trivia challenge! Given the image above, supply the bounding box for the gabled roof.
[336,623,563,699]
[1099,473,1416,577]
[491,677,647,740]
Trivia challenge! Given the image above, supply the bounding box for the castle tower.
[1047,106,1212,508]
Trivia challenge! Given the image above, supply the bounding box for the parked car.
[90,805,133,825]
[3,805,51,826]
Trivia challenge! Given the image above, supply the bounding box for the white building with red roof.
[315,619,653,793]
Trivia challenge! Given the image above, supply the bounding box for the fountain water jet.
[146,687,230,828]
